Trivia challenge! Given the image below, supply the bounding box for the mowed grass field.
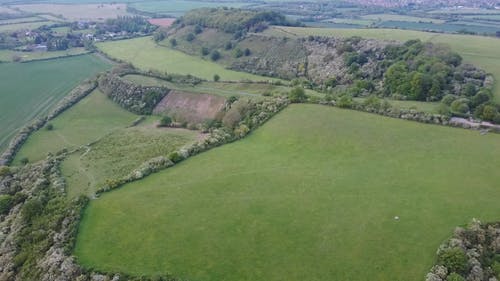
[265,26,500,102]
[76,104,500,281]
[0,54,110,153]
[13,89,136,165]
[96,37,276,82]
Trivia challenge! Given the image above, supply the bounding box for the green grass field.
[62,117,198,198]
[124,74,288,100]
[0,54,110,153]
[129,0,250,17]
[75,104,500,281]
[13,89,135,165]
[361,13,445,23]
[0,48,89,62]
[96,37,276,82]
[265,26,500,102]
[0,20,54,32]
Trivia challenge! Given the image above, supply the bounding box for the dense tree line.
[178,7,301,35]
[95,16,157,35]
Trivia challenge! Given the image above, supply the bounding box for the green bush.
[224,42,233,50]
[234,48,243,58]
[0,195,13,215]
[169,38,177,47]
[450,99,470,115]
[288,87,307,103]
[438,247,468,274]
[213,74,220,82]
[168,151,184,163]
[20,157,29,165]
[211,50,221,61]
[159,116,172,127]
[0,166,10,177]
[441,94,458,106]
[194,24,203,34]
[201,47,210,56]
[186,33,195,42]
[337,95,354,108]
[492,261,500,279]
[447,272,465,281]
[244,48,251,56]
[45,123,54,131]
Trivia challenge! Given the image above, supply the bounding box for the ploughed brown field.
[148,18,176,27]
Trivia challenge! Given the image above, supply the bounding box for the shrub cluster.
[98,73,169,114]
[426,219,500,281]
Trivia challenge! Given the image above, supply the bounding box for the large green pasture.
[0,54,110,153]
[96,37,275,82]
[13,89,136,165]
[76,104,500,281]
[129,0,250,17]
[265,26,500,102]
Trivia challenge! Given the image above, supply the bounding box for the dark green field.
[76,104,500,281]
[0,54,110,153]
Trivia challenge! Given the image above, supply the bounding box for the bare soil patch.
[148,18,176,27]
[153,90,225,124]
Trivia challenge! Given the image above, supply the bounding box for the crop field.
[13,3,129,21]
[128,0,250,17]
[75,104,500,281]
[12,89,135,165]
[0,48,88,62]
[62,118,198,198]
[0,54,110,154]
[265,26,500,102]
[361,13,445,23]
[0,16,44,25]
[0,20,54,32]
[96,37,276,82]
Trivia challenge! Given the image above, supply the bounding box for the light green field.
[0,54,110,154]
[0,16,44,25]
[129,0,250,17]
[265,26,500,102]
[13,90,136,165]
[354,98,440,113]
[0,20,54,32]
[62,118,198,198]
[324,18,374,25]
[0,48,88,62]
[124,74,287,100]
[76,104,500,281]
[96,37,276,82]
[361,14,445,23]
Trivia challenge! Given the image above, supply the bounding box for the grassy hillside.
[265,26,500,102]
[76,104,500,281]
[96,37,276,81]
[0,54,110,153]
[13,89,136,165]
